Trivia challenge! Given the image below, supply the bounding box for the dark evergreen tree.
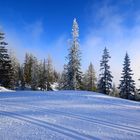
[0,31,13,88]
[118,53,135,99]
[38,60,47,90]
[98,47,113,94]
[135,79,140,101]
[19,64,25,90]
[53,69,60,83]
[64,18,82,90]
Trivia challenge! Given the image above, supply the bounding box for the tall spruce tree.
[83,62,97,91]
[0,31,13,88]
[64,18,82,90]
[98,47,113,94]
[118,53,135,99]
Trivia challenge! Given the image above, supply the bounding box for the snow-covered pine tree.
[118,53,135,99]
[58,64,68,90]
[83,62,97,91]
[64,18,82,90]
[9,51,20,89]
[98,47,113,94]
[0,31,13,88]
[46,56,54,91]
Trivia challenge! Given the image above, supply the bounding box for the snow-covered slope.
[0,91,140,140]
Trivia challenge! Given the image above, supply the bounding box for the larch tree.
[111,83,119,97]
[118,53,135,99]
[98,47,113,95]
[23,53,34,86]
[64,18,82,90]
[31,56,39,90]
[53,69,60,83]
[83,62,97,91]
[19,64,25,90]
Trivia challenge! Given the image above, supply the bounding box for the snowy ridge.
[0,91,140,140]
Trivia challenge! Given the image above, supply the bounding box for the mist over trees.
[0,18,139,101]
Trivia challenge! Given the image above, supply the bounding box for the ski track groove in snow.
[1,91,140,140]
[0,110,97,140]
[1,102,140,136]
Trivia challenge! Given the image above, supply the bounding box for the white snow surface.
[0,91,140,140]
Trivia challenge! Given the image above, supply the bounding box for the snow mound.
[51,82,59,91]
[0,86,14,92]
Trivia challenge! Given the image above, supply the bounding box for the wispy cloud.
[24,20,44,40]
[82,0,140,86]
[3,23,67,71]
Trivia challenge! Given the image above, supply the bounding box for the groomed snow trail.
[0,91,140,140]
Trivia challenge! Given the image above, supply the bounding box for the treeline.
[0,19,140,101]
[0,32,60,91]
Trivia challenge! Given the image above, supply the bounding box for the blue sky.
[0,0,140,86]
